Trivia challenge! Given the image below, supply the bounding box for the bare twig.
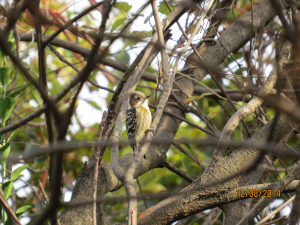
[92,111,107,225]
[0,188,21,225]
[256,195,295,225]
[202,208,222,225]
[171,0,214,81]
[38,180,60,225]
[38,180,49,204]
[164,161,194,183]
[172,143,206,171]
[150,104,219,137]
[47,44,114,93]
[215,41,292,157]
[136,178,148,209]
[0,107,46,134]
[17,177,44,212]
[42,1,104,46]
[13,109,46,127]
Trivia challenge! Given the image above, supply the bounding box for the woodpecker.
[126,91,152,155]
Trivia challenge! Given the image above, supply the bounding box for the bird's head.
[128,91,150,109]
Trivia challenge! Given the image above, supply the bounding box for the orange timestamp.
[237,190,281,198]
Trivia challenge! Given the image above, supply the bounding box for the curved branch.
[216,41,292,156]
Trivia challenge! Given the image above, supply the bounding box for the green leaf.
[2,181,13,199]
[183,93,212,103]
[122,30,152,50]
[208,111,217,118]
[114,2,132,12]
[0,143,11,165]
[158,2,170,15]
[158,2,177,15]
[16,205,32,218]
[19,54,29,61]
[144,12,153,24]
[7,130,16,142]
[7,65,15,77]
[84,100,101,110]
[111,18,126,33]
[114,51,130,65]
[226,53,242,64]
[7,32,13,41]
[7,41,13,50]
[0,67,10,87]
[32,89,43,105]
[10,164,29,181]
[4,218,9,225]
[0,97,16,124]
[9,84,31,98]
[143,182,166,193]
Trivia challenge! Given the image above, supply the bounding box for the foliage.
[0,34,31,224]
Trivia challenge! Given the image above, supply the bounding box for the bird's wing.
[126,108,136,151]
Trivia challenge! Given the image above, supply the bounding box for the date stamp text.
[237,190,281,198]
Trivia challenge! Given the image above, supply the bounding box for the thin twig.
[150,104,218,137]
[136,178,148,209]
[172,143,206,171]
[92,111,107,225]
[260,216,287,225]
[176,72,229,100]
[171,0,215,82]
[164,161,194,183]
[13,109,46,127]
[0,188,21,225]
[18,177,44,212]
[42,1,104,46]
[47,44,113,93]
[38,180,60,225]
[256,195,294,225]
[38,180,49,204]
[215,41,292,157]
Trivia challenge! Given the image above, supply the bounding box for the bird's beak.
[146,95,151,99]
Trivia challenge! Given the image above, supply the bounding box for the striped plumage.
[125,91,151,153]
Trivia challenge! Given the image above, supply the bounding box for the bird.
[125,91,152,155]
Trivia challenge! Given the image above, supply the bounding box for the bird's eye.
[137,97,141,100]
